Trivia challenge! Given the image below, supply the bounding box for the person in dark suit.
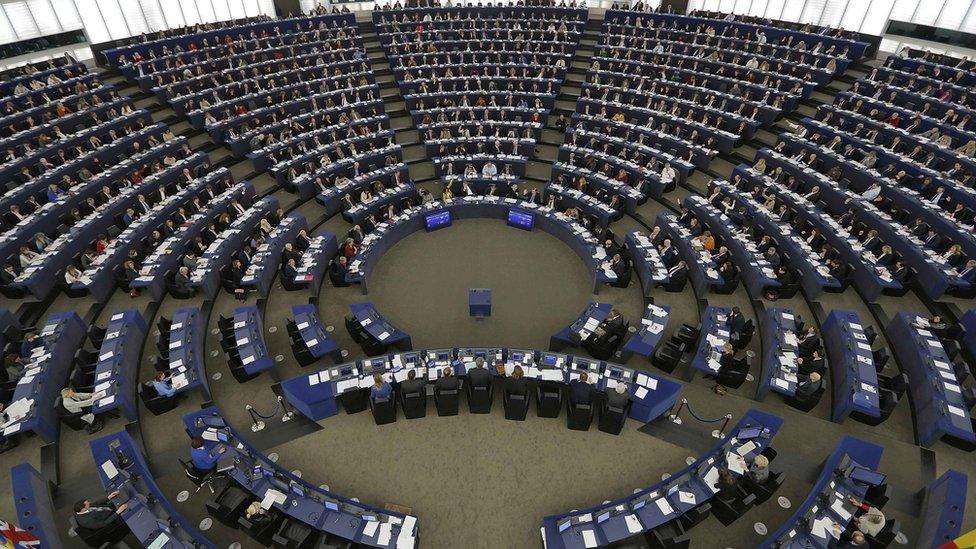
[797,327,821,357]
[797,350,825,376]
[959,260,976,284]
[466,357,491,389]
[569,372,594,405]
[435,366,460,393]
[666,260,688,284]
[891,260,910,283]
[796,372,822,398]
[281,258,298,283]
[728,307,746,336]
[73,494,128,531]
[608,254,628,283]
[506,365,528,397]
[400,369,425,396]
[659,239,679,266]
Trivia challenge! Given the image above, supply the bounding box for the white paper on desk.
[259,489,285,510]
[308,374,320,386]
[242,355,255,365]
[856,342,871,351]
[830,498,852,521]
[703,467,720,493]
[94,382,111,393]
[237,337,249,346]
[772,378,790,390]
[296,322,309,330]
[944,382,961,394]
[171,373,188,389]
[378,523,393,546]
[401,515,416,533]
[147,532,170,549]
[362,521,379,537]
[111,313,124,321]
[307,338,318,347]
[542,369,564,381]
[707,359,721,372]
[171,322,183,330]
[624,514,642,534]
[100,459,119,479]
[736,441,757,456]
[169,340,181,350]
[581,530,598,548]
[636,373,649,386]
[654,497,674,515]
[678,491,696,505]
[96,371,112,381]
[234,321,246,329]
[378,331,390,341]
[99,351,113,361]
[634,386,649,399]
[98,395,115,407]
[948,404,966,417]
[171,358,183,368]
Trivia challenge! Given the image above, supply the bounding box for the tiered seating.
[88,309,149,422]
[374,5,587,184]
[239,211,308,297]
[217,306,276,382]
[141,307,211,414]
[654,210,728,295]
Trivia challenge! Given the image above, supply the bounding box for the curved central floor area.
[363,219,601,349]
[271,409,689,548]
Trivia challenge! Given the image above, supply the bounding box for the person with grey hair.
[606,382,629,409]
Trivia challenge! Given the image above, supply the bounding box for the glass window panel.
[861,0,895,34]
[257,0,274,16]
[2,2,40,39]
[765,0,786,19]
[962,2,976,32]
[839,0,869,33]
[0,9,19,44]
[718,0,736,12]
[73,0,110,42]
[195,0,216,22]
[95,0,131,39]
[228,0,247,19]
[178,0,201,24]
[119,0,151,35]
[212,0,231,21]
[780,0,805,21]
[749,0,770,16]
[912,0,945,25]
[242,0,259,16]
[935,0,967,29]
[26,0,62,34]
[888,0,919,22]
[137,0,166,32]
[49,0,83,30]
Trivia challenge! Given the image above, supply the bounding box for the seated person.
[369,373,393,402]
[244,501,276,528]
[152,372,177,397]
[399,369,425,396]
[594,309,625,339]
[435,366,460,393]
[714,467,740,503]
[796,372,822,398]
[569,372,594,406]
[190,436,226,473]
[466,357,490,389]
[506,365,527,397]
[73,492,128,532]
[606,382,629,410]
[60,387,104,434]
[748,454,769,483]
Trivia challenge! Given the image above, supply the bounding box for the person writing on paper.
[400,369,425,396]
[152,371,177,397]
[748,454,769,483]
[244,501,275,527]
[370,373,393,401]
[435,366,459,392]
[843,496,885,540]
[60,387,104,434]
[190,436,226,472]
[506,365,528,397]
[73,493,129,533]
[715,467,740,503]
[569,371,594,405]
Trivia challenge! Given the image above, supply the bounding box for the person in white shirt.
[59,388,103,433]
[861,182,882,201]
[660,163,677,187]
[482,162,498,178]
[64,265,84,285]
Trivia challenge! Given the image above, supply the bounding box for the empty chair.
[503,384,530,421]
[962,386,976,412]
[878,373,907,400]
[674,324,700,346]
[652,342,684,374]
[467,379,493,414]
[864,325,879,345]
[953,361,970,385]
[399,386,427,419]
[872,348,889,370]
[598,393,628,435]
[535,382,562,418]
[711,492,757,526]
[205,483,251,528]
[676,502,711,530]
[88,325,106,348]
[272,517,317,548]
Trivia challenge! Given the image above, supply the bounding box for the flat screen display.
[425,210,452,231]
[507,208,534,230]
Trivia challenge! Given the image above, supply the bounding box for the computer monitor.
[542,354,557,366]
[216,430,230,443]
[850,466,886,486]
[425,210,452,231]
[558,519,572,533]
[507,208,535,230]
[597,511,611,523]
[325,501,340,512]
[737,427,762,440]
[362,515,377,522]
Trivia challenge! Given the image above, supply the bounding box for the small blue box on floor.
[469,288,491,317]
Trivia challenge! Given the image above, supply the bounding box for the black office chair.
[566,400,593,431]
[864,325,879,345]
[88,325,106,348]
[652,343,684,374]
[597,398,628,435]
[272,517,318,548]
[676,502,711,530]
[180,459,218,494]
[467,381,493,414]
[674,324,700,346]
[535,382,562,418]
[740,471,786,506]
[878,373,907,400]
[503,389,529,421]
[434,386,459,416]
[370,395,397,425]
[869,519,901,549]
[711,492,757,526]
[872,348,889,370]
[69,514,130,548]
[56,397,92,431]
[205,483,251,528]
[731,319,754,350]
[646,522,690,549]
[343,314,364,343]
[139,383,180,415]
[399,387,427,419]
[784,385,824,412]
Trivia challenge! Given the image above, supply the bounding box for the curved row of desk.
[344,196,615,293]
[281,347,682,425]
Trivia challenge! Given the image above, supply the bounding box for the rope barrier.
[668,398,734,438]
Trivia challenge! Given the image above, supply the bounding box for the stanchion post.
[669,398,687,425]
[279,395,294,422]
[245,404,266,432]
[712,414,733,439]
